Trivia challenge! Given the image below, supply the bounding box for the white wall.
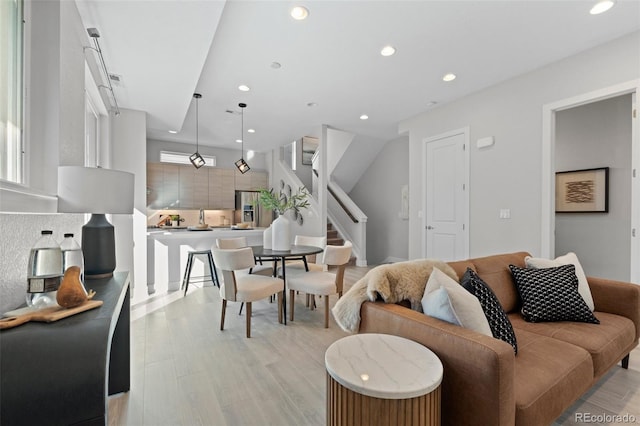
[555,95,632,280]
[326,128,354,175]
[112,109,147,292]
[0,0,91,312]
[400,31,640,260]
[349,136,409,264]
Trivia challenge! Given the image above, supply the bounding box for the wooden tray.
[0,299,103,330]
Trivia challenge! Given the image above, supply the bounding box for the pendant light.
[235,102,250,174]
[189,93,205,169]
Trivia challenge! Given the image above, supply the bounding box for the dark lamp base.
[82,214,116,278]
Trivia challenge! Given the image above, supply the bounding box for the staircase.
[326,222,344,246]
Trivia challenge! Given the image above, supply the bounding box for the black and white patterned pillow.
[509,264,599,324]
[461,268,518,354]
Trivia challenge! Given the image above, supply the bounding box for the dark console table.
[1,272,130,425]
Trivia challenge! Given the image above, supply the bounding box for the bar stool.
[182,250,219,296]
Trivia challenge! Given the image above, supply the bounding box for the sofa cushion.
[525,252,595,311]
[461,268,518,354]
[423,267,492,336]
[509,312,636,378]
[450,252,529,314]
[512,328,593,426]
[509,264,599,324]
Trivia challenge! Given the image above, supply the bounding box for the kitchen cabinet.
[146,163,267,211]
[207,168,234,210]
[234,169,252,190]
[146,163,179,209]
[146,163,163,208]
[179,166,208,209]
[163,164,180,208]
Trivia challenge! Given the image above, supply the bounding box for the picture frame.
[555,167,609,213]
[301,136,318,165]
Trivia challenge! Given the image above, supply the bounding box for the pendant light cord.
[194,93,201,152]
[240,103,245,159]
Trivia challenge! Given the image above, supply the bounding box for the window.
[1,0,24,183]
[160,151,216,167]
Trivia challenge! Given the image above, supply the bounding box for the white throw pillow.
[423,267,492,336]
[524,252,594,311]
[422,287,462,326]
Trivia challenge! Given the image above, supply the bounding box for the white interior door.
[423,130,469,261]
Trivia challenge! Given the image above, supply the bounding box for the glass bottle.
[60,233,87,295]
[26,230,63,308]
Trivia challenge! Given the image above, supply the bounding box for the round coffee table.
[325,333,443,426]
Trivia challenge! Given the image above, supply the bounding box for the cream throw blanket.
[332,259,458,333]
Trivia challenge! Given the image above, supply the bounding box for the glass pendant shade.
[235,158,250,174]
[190,152,205,169]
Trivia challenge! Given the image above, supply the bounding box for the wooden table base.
[326,372,441,426]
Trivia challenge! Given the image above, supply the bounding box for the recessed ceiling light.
[442,73,457,82]
[360,114,369,120]
[236,139,242,144]
[590,0,616,14]
[380,45,396,57]
[271,62,281,69]
[168,130,178,134]
[291,6,309,20]
[238,84,250,92]
[248,129,255,133]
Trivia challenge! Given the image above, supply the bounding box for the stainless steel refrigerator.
[235,191,273,228]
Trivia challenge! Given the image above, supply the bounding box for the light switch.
[499,209,511,219]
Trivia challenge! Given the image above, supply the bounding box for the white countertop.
[325,333,443,399]
[148,227,265,239]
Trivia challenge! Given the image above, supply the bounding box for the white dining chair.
[277,235,327,276]
[286,241,352,328]
[216,237,275,276]
[212,247,284,338]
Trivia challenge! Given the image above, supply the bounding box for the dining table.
[251,244,324,325]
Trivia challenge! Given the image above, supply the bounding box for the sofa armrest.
[359,301,515,426]
[588,276,640,341]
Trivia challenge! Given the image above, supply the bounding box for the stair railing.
[327,179,367,266]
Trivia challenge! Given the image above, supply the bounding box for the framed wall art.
[555,167,609,213]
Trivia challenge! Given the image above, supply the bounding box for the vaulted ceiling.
[75,0,640,154]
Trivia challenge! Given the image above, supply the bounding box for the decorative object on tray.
[57,266,95,308]
[2,267,100,330]
[555,167,609,213]
[187,226,212,231]
[256,187,310,250]
[0,299,103,330]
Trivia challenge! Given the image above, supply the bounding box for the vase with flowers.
[256,187,310,250]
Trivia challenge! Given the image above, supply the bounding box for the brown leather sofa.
[358,252,639,426]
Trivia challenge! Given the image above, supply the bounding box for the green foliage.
[256,187,310,216]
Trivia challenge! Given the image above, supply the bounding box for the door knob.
[426,225,435,230]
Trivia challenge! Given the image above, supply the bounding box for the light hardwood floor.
[111,266,640,425]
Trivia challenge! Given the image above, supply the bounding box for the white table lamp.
[58,166,134,279]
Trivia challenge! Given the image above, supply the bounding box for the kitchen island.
[147,227,265,294]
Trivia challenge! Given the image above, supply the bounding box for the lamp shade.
[58,166,134,214]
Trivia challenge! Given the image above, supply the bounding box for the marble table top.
[325,333,443,399]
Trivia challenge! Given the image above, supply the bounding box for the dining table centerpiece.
[256,187,310,250]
